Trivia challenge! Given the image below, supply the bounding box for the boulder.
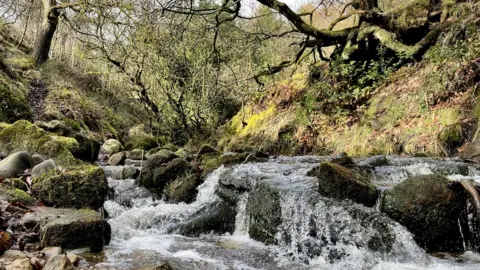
[147,149,178,166]
[140,158,195,195]
[0,121,78,167]
[177,202,236,236]
[216,167,252,204]
[164,174,200,203]
[36,120,100,162]
[69,133,100,163]
[0,185,35,205]
[127,149,144,160]
[124,125,159,150]
[43,255,74,270]
[31,154,45,166]
[308,162,378,207]
[108,152,126,166]
[32,165,108,209]
[122,166,139,180]
[461,139,480,163]
[381,174,467,252]
[0,152,33,178]
[21,207,111,251]
[100,139,123,156]
[139,150,181,190]
[31,159,59,179]
[246,181,282,245]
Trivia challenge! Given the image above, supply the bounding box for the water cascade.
[79,156,480,269]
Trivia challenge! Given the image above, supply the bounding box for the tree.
[32,0,61,65]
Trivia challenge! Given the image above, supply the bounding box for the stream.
[79,156,480,269]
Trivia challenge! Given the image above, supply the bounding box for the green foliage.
[307,45,401,115]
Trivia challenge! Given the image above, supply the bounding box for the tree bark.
[32,0,60,66]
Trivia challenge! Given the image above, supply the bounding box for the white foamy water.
[84,157,480,270]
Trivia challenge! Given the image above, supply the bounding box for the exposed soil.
[27,79,48,121]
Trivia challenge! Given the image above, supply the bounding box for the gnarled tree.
[250,0,458,81]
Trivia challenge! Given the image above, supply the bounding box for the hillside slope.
[0,25,149,142]
[219,13,480,157]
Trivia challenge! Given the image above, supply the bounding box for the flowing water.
[78,156,480,269]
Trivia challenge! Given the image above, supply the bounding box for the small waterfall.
[233,193,249,236]
[93,157,480,270]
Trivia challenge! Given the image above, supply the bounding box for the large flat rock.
[20,208,111,251]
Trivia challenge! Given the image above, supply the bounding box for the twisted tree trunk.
[32,0,60,66]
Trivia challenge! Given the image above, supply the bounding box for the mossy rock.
[246,181,282,245]
[177,203,236,236]
[0,120,78,167]
[199,153,222,178]
[32,165,108,209]
[308,162,378,207]
[330,154,355,166]
[100,139,123,156]
[0,122,10,132]
[381,174,467,252]
[36,120,101,162]
[0,184,35,205]
[174,149,190,160]
[0,82,33,123]
[20,207,111,251]
[460,139,480,163]
[164,174,200,203]
[127,149,145,160]
[124,125,160,150]
[152,159,195,190]
[140,158,196,196]
[147,149,178,166]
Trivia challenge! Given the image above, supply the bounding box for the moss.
[199,153,222,177]
[0,81,33,123]
[0,122,11,131]
[308,162,378,207]
[0,184,35,205]
[0,120,78,167]
[51,135,80,153]
[5,57,34,70]
[22,208,110,251]
[142,158,195,195]
[197,144,218,156]
[381,174,467,251]
[2,178,28,191]
[164,174,199,203]
[125,125,160,150]
[32,165,108,209]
